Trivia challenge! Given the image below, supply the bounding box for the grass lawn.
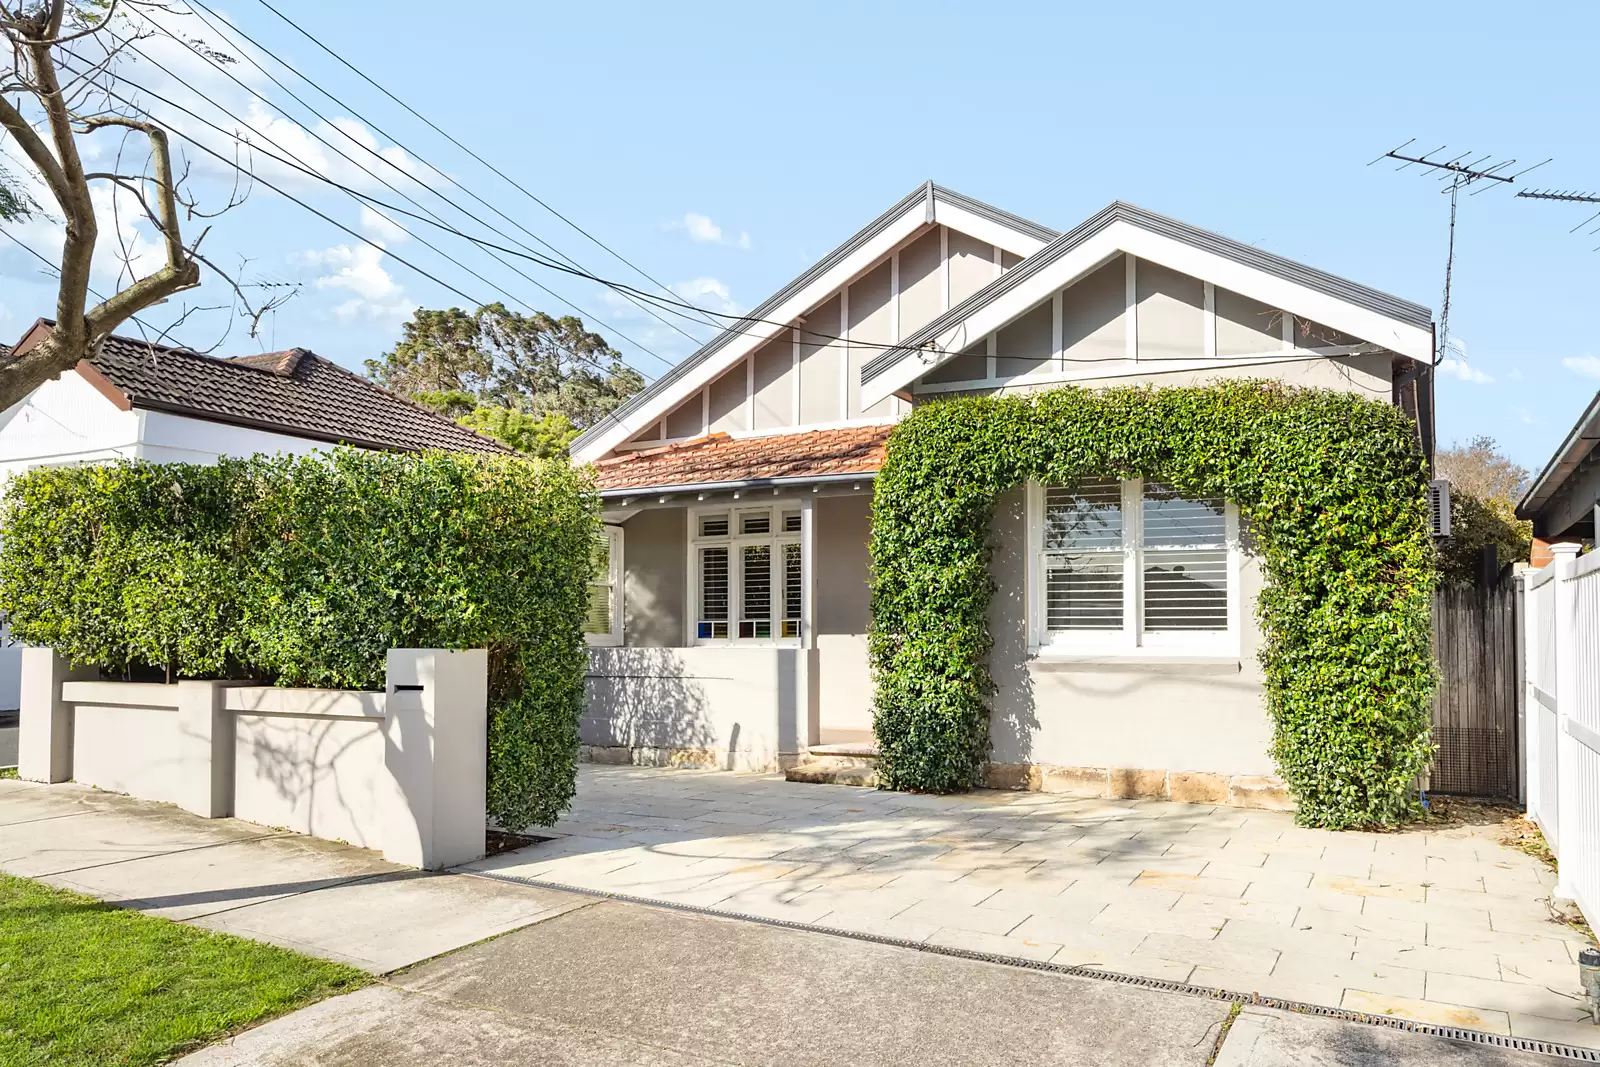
[0,873,367,1066]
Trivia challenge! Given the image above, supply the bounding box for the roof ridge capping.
[862,200,1434,387]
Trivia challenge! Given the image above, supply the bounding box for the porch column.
[800,496,819,750]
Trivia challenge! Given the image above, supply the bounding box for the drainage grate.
[468,868,1600,1063]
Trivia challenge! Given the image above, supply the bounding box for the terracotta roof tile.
[592,425,893,493]
[14,322,509,455]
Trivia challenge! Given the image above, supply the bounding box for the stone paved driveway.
[467,766,1599,1049]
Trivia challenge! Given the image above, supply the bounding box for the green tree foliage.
[1433,436,1532,583]
[457,407,577,459]
[409,388,578,457]
[367,303,644,444]
[869,382,1437,829]
[0,160,35,221]
[0,450,598,830]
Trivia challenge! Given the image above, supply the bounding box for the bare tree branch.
[0,0,237,411]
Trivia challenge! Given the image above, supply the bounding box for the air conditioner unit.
[1428,478,1452,538]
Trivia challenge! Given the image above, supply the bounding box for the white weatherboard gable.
[570,188,1055,466]
[861,219,1432,407]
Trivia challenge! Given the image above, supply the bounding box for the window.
[585,525,624,646]
[1030,478,1236,655]
[692,506,804,644]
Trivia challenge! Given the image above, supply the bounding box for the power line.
[57,49,670,396]
[64,40,934,360]
[56,50,495,310]
[239,0,724,335]
[180,0,720,345]
[110,13,680,376]
[95,31,669,383]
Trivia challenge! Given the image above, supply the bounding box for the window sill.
[1028,653,1242,674]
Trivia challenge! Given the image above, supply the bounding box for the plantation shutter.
[584,525,624,645]
[1043,478,1124,632]
[1140,484,1227,632]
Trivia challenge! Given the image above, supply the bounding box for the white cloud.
[670,212,751,249]
[359,205,408,245]
[670,276,743,316]
[1438,358,1493,385]
[298,242,415,322]
[1512,405,1544,427]
[1562,356,1600,379]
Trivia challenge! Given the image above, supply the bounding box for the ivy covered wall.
[869,381,1437,828]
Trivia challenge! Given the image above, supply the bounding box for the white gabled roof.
[569,182,1057,465]
[861,202,1434,406]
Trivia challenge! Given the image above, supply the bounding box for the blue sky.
[3,0,1598,472]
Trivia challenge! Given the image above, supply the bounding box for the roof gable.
[861,202,1433,405]
[569,182,1056,464]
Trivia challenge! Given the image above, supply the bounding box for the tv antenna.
[1515,188,1600,249]
[1369,140,1550,366]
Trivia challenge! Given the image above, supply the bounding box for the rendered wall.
[621,506,687,648]
[232,703,390,851]
[73,695,184,803]
[985,487,1275,778]
[584,646,814,770]
[815,493,875,738]
[18,648,487,869]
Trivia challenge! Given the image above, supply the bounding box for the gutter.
[600,470,877,500]
[1517,390,1600,519]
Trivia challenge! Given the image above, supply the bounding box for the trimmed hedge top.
[0,449,597,830]
[868,381,1438,828]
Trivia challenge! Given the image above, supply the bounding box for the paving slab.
[1213,1007,1571,1066]
[465,765,1600,1050]
[0,778,592,973]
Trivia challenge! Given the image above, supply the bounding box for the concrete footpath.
[0,777,1587,1065]
[0,778,584,972]
[180,898,1574,1067]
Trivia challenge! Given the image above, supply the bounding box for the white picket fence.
[1523,544,1600,925]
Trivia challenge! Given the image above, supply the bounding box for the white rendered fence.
[16,647,487,869]
[1523,544,1600,925]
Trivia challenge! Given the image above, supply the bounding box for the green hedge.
[0,449,597,830]
[869,381,1438,828]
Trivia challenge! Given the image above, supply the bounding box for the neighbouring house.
[0,318,510,708]
[574,181,1437,805]
[1517,390,1599,566]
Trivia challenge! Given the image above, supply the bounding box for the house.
[0,319,510,707]
[1516,390,1599,566]
[572,182,1437,803]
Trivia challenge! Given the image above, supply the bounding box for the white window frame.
[687,503,805,647]
[1025,478,1241,659]
[585,524,624,647]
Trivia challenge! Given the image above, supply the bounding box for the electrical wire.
[64,41,925,359]
[237,0,724,334]
[157,0,712,357]
[97,20,677,377]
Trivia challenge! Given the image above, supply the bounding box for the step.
[785,743,880,787]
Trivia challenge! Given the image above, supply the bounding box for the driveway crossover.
[469,765,1600,1050]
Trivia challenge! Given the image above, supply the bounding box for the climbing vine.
[868,381,1438,828]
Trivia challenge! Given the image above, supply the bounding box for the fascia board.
[571,205,929,465]
[862,220,1434,407]
[934,198,1051,257]
[1115,226,1434,363]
